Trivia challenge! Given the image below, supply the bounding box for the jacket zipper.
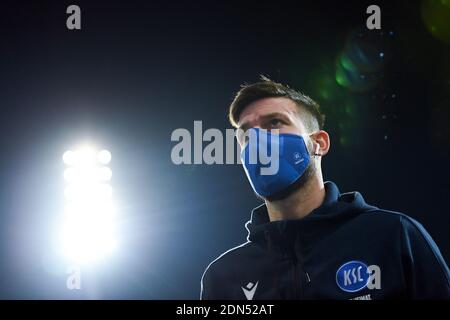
[292,256,302,299]
[292,238,311,299]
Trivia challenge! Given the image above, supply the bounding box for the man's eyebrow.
[259,112,290,121]
[238,112,290,131]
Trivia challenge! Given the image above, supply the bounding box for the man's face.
[236,97,318,201]
[236,97,310,147]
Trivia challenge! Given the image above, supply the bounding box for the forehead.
[238,97,300,125]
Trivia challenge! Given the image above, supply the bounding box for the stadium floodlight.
[97,149,112,165]
[61,146,117,264]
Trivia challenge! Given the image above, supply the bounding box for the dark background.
[0,0,449,299]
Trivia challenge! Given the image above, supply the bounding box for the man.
[200,77,450,300]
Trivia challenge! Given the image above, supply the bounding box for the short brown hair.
[228,76,325,132]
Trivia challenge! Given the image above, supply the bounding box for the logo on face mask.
[293,152,304,164]
[336,261,381,293]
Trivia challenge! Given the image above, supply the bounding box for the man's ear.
[312,130,330,157]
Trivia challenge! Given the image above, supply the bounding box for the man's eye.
[269,119,283,127]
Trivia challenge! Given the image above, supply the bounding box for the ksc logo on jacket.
[201,182,450,300]
[336,261,381,293]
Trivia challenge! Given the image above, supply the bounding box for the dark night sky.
[0,0,449,299]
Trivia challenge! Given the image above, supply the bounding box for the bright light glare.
[63,147,97,168]
[63,168,77,182]
[97,149,112,165]
[62,150,76,165]
[97,167,112,181]
[63,167,112,183]
[61,202,117,263]
[61,145,117,264]
[76,147,97,167]
[64,183,113,201]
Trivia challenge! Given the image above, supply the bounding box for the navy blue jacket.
[201,181,450,299]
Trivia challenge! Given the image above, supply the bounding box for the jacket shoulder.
[202,242,254,277]
[357,207,419,226]
[200,242,255,299]
[359,208,449,280]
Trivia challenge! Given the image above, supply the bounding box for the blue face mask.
[240,128,311,198]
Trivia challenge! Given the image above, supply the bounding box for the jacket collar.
[244,181,377,256]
